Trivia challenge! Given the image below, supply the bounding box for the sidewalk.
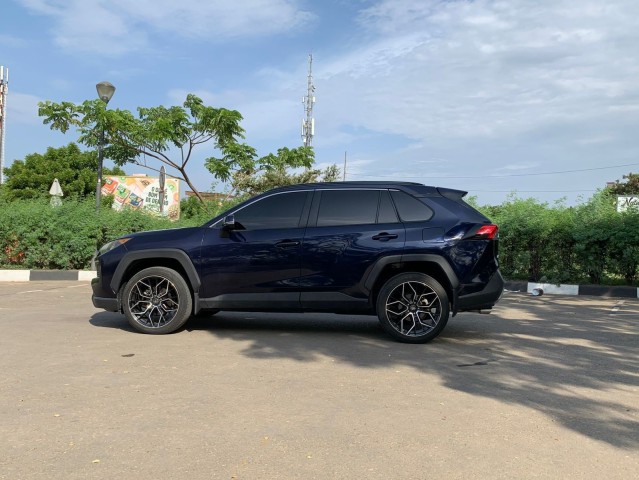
[504,280,639,298]
[1,269,637,299]
[0,269,95,282]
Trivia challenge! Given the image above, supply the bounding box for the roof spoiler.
[437,187,467,200]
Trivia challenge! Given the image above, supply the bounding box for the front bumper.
[91,277,120,312]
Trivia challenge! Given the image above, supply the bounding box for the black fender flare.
[363,254,460,313]
[110,249,201,294]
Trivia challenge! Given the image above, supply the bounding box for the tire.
[122,266,193,334]
[376,273,450,343]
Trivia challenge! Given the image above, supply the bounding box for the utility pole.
[0,66,8,185]
[301,54,315,147]
[343,151,347,181]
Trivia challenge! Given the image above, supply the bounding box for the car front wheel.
[122,266,193,334]
[376,273,450,343]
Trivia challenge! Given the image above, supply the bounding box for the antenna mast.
[0,66,8,184]
[301,54,315,147]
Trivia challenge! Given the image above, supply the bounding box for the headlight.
[98,238,132,255]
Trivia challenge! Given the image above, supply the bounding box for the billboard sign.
[102,175,180,219]
[617,195,639,213]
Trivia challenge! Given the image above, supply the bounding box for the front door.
[199,190,311,309]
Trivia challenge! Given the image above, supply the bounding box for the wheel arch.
[110,249,201,295]
[365,254,459,315]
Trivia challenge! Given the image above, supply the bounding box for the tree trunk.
[179,168,205,203]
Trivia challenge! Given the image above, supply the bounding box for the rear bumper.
[457,270,504,312]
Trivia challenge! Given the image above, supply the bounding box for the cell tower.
[0,66,8,185]
[301,54,315,147]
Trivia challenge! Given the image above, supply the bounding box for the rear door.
[299,189,405,309]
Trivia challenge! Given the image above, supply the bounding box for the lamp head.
[96,81,116,104]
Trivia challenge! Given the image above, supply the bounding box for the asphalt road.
[0,281,638,479]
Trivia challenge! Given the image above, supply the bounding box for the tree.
[234,163,340,198]
[605,173,639,195]
[205,144,340,198]
[38,95,245,202]
[1,143,124,200]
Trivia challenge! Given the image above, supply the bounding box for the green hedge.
[1,193,638,285]
[0,197,231,270]
[479,193,639,285]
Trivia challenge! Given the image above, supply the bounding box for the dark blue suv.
[92,182,503,343]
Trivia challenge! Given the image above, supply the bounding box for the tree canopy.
[1,143,124,200]
[605,172,639,195]
[206,144,340,198]
[38,94,245,201]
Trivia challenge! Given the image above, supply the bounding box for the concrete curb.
[0,270,96,282]
[505,281,639,299]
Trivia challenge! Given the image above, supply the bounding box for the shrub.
[2,193,639,286]
[0,198,190,270]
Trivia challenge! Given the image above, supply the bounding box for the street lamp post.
[95,81,116,212]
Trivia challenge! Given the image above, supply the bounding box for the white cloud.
[15,0,639,205]
[6,92,43,125]
[18,0,314,55]
[167,87,300,143]
[308,0,639,145]
[575,135,615,145]
[114,0,314,39]
[0,34,28,48]
[494,162,542,172]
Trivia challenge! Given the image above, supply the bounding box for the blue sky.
[2,0,639,205]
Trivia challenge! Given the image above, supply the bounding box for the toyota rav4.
[92,182,503,343]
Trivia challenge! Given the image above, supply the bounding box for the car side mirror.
[222,214,236,231]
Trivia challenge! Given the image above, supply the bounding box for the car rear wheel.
[122,266,192,334]
[376,273,450,343]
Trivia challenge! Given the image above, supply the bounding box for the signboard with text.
[617,195,639,213]
[101,175,180,219]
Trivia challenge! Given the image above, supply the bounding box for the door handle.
[372,232,398,241]
[275,240,300,248]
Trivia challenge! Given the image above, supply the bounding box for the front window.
[233,192,307,230]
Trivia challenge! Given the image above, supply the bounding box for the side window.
[317,190,379,227]
[390,190,434,222]
[234,192,307,230]
[377,190,399,223]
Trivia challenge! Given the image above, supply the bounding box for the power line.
[469,189,597,193]
[346,161,639,179]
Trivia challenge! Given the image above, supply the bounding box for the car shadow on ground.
[89,312,138,333]
[89,293,639,449]
[200,294,639,450]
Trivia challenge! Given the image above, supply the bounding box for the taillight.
[474,224,498,239]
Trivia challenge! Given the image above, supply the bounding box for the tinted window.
[234,192,307,230]
[378,190,399,223]
[391,190,434,222]
[317,190,379,226]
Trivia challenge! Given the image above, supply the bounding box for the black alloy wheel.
[122,266,193,334]
[376,273,450,343]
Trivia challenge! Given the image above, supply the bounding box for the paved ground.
[0,281,638,479]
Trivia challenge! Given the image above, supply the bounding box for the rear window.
[390,190,434,222]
